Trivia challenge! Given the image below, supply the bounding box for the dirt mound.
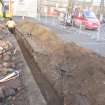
[18,20,105,105]
[17,20,64,53]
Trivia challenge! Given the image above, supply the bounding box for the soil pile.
[0,27,29,105]
[18,20,105,105]
[17,20,64,53]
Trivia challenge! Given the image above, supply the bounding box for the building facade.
[38,0,104,16]
[78,0,105,15]
[38,0,68,16]
[13,0,37,18]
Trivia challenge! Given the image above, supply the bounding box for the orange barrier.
[48,7,56,16]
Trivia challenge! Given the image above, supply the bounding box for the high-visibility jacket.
[6,20,16,28]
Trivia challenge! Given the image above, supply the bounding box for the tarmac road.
[40,16,105,57]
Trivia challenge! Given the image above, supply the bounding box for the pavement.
[39,16,105,57]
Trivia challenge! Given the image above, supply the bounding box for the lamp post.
[37,0,41,21]
[0,0,6,18]
[44,6,48,23]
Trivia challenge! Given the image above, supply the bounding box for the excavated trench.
[14,29,63,105]
[14,20,105,105]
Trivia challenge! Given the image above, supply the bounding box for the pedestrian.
[6,18,16,34]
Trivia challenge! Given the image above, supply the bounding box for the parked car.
[73,10,100,30]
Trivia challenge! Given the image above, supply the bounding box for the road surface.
[40,17,105,56]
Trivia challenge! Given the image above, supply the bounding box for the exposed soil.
[15,35,62,105]
[17,19,105,105]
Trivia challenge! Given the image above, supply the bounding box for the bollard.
[22,16,25,20]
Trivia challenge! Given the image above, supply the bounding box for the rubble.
[0,26,27,105]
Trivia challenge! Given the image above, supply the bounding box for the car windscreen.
[83,10,96,19]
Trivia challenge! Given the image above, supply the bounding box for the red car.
[73,10,100,30]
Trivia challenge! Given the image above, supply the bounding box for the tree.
[67,0,76,13]
[0,0,6,18]
[67,0,72,13]
[100,0,104,15]
[0,0,3,6]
